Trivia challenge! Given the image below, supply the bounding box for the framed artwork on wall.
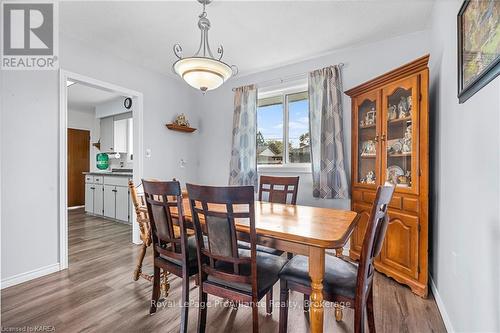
[457,0,500,103]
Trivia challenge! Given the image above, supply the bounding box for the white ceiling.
[68,83,122,112]
[60,1,434,77]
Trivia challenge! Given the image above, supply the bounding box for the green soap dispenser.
[96,153,109,170]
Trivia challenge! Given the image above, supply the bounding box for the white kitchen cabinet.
[94,184,104,215]
[85,174,130,223]
[115,186,130,222]
[113,118,128,153]
[100,116,114,152]
[100,115,129,153]
[103,185,116,218]
[85,178,104,215]
[84,183,94,213]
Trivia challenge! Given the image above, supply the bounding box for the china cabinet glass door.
[354,90,381,187]
[382,76,419,193]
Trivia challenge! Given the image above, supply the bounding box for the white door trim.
[59,69,144,270]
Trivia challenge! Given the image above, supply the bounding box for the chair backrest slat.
[356,185,395,304]
[186,184,257,291]
[142,180,189,265]
[258,175,299,205]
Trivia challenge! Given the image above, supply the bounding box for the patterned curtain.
[308,65,349,199]
[228,84,258,186]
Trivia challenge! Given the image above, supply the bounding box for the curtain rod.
[231,63,345,92]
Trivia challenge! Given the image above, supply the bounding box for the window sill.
[257,164,312,174]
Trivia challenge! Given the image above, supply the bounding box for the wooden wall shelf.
[166,124,197,133]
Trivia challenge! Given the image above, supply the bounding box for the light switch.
[145,148,152,158]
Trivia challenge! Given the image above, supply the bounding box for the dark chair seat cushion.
[158,236,206,275]
[207,249,288,298]
[279,255,358,300]
[237,240,284,256]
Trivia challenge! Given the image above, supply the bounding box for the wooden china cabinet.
[345,55,429,297]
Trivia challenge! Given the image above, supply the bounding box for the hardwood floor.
[1,209,446,332]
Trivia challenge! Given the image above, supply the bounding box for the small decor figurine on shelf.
[365,108,376,126]
[387,139,403,155]
[365,171,376,184]
[174,113,190,127]
[398,96,410,119]
[361,140,376,156]
[388,105,398,120]
[402,125,412,153]
[360,170,376,184]
[397,171,411,187]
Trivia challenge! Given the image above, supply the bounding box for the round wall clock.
[124,97,132,109]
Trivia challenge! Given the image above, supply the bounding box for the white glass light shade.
[173,57,232,92]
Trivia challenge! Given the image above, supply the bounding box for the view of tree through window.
[288,92,310,163]
[257,91,310,165]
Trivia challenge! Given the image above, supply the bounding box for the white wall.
[0,34,200,281]
[95,97,129,119]
[1,70,60,281]
[195,30,431,210]
[67,107,100,172]
[428,1,500,332]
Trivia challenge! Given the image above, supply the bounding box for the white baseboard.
[1,263,61,289]
[68,205,84,210]
[430,275,454,333]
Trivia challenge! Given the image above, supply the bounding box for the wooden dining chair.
[186,183,288,333]
[142,179,199,333]
[129,179,169,296]
[278,185,395,333]
[239,175,300,258]
[258,175,299,205]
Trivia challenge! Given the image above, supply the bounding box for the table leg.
[309,247,325,333]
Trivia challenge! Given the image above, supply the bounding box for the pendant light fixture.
[173,0,237,93]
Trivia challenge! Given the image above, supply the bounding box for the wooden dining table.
[170,197,359,333]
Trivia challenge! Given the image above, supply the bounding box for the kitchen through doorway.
[59,71,144,270]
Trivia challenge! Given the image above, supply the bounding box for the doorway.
[67,128,90,207]
[59,70,143,270]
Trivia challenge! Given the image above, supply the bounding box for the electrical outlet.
[179,159,186,168]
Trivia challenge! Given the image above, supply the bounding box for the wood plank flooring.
[1,209,446,332]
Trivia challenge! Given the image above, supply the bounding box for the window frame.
[257,81,311,173]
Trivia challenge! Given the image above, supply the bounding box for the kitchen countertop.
[83,171,133,177]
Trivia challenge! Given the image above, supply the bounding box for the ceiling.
[68,83,122,112]
[60,1,435,77]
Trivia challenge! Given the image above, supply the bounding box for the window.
[257,90,310,166]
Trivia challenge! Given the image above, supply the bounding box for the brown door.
[68,128,90,207]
